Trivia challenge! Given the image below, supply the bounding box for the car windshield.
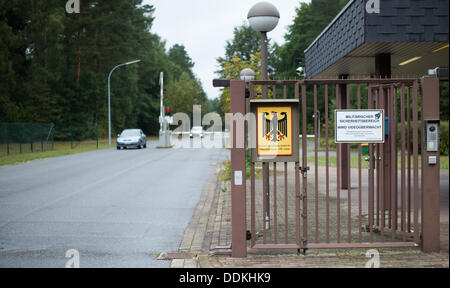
[192,127,202,132]
[120,130,140,137]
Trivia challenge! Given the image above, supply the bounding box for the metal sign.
[251,99,299,162]
[335,109,385,143]
[257,106,293,156]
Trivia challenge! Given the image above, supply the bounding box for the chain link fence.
[0,123,100,156]
[0,123,55,156]
[54,123,99,149]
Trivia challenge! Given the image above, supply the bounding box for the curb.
[170,163,223,268]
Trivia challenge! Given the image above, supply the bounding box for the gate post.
[230,80,247,258]
[337,75,349,189]
[420,76,440,252]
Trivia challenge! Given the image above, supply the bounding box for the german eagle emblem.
[263,111,288,142]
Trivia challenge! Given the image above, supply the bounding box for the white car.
[190,126,204,138]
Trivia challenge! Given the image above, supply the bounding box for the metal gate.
[226,76,441,257]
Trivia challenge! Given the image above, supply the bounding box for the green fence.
[0,123,55,156]
[54,123,99,149]
[0,122,100,156]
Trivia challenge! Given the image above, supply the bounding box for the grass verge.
[0,137,158,167]
[0,142,113,167]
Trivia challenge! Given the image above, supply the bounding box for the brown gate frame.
[229,76,440,258]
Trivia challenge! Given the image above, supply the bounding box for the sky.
[144,0,311,100]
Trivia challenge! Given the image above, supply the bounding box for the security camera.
[296,66,305,77]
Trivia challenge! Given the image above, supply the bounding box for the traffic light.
[166,108,171,116]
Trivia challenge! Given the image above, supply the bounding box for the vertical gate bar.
[395,87,399,234]
[336,84,341,243]
[272,85,276,99]
[301,84,308,245]
[383,88,391,231]
[347,84,351,243]
[283,84,287,100]
[368,86,374,242]
[375,89,380,227]
[263,165,267,244]
[391,85,397,241]
[295,162,301,247]
[357,84,362,243]
[314,84,319,243]
[251,162,256,247]
[380,86,385,242]
[295,81,300,247]
[395,86,399,236]
[400,84,406,241]
[273,162,278,244]
[412,80,419,244]
[325,84,330,243]
[285,162,288,244]
[395,86,399,237]
[387,87,392,230]
[407,87,411,233]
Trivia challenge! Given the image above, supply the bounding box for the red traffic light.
[167,108,171,113]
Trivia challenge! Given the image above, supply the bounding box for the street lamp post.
[107,59,141,145]
[248,2,279,229]
[241,68,255,149]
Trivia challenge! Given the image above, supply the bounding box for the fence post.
[51,123,54,150]
[230,80,247,258]
[30,123,33,153]
[6,123,10,155]
[40,124,44,152]
[20,124,23,153]
[70,124,73,149]
[96,123,99,149]
[420,76,440,252]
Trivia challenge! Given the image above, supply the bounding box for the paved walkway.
[171,165,449,268]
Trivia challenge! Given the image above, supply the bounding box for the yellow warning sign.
[257,106,293,156]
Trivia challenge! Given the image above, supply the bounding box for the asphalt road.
[0,140,228,267]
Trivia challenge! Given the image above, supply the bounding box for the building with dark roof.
[304,0,449,79]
